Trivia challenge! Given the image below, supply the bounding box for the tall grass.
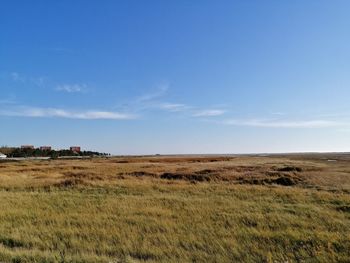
[0,156,349,262]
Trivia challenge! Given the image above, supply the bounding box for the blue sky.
[1,1,350,154]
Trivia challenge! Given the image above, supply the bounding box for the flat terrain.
[0,154,349,262]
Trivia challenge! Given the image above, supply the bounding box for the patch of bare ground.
[160,169,220,182]
[126,171,157,177]
[237,174,303,186]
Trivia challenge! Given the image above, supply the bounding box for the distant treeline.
[0,147,109,158]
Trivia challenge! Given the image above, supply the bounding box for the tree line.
[0,147,109,158]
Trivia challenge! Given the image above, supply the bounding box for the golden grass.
[0,155,349,262]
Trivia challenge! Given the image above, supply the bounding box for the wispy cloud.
[114,84,169,114]
[270,112,286,116]
[134,84,225,116]
[223,118,344,128]
[11,72,25,82]
[56,84,87,93]
[33,77,47,87]
[3,78,226,121]
[193,109,226,117]
[136,84,169,103]
[0,95,16,105]
[159,103,189,112]
[0,106,135,120]
[9,72,47,86]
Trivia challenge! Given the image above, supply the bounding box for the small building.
[0,153,7,159]
[21,145,34,149]
[70,146,81,152]
[40,146,52,151]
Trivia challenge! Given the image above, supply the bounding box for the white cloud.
[0,106,135,120]
[224,119,343,128]
[56,84,87,93]
[159,103,189,112]
[193,109,225,117]
[136,84,169,102]
[115,84,170,114]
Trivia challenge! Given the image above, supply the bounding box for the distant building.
[0,153,7,159]
[70,146,81,152]
[40,146,52,151]
[21,145,34,149]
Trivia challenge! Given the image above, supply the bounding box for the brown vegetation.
[0,154,349,262]
[1,154,349,192]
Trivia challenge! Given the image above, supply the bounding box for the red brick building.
[40,146,52,151]
[70,146,81,152]
[21,145,34,149]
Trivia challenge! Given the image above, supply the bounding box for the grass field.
[0,154,349,262]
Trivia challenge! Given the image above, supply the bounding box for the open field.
[0,154,349,262]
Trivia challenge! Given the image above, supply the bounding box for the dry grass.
[1,155,350,192]
[0,154,349,262]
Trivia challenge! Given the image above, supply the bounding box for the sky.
[1,0,350,155]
